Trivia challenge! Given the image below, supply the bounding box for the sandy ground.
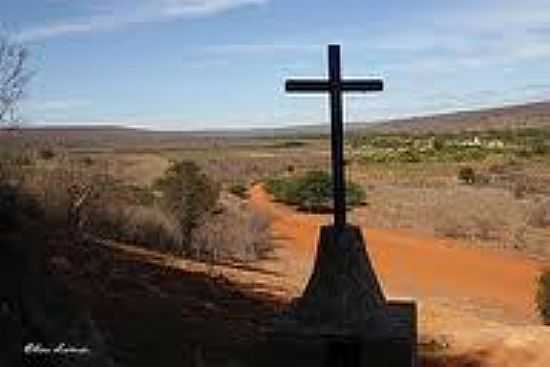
[245,184,550,367]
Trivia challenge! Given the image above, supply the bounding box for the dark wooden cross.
[285,44,383,231]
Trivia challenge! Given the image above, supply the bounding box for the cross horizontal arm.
[341,79,384,92]
[285,79,330,93]
[285,79,384,93]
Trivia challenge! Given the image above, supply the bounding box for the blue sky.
[3,0,550,130]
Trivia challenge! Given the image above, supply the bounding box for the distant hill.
[3,101,550,142]
[363,101,550,135]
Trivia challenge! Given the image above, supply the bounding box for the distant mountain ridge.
[6,100,550,138]
[364,100,550,135]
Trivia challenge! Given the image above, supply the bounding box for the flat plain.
[4,100,550,366]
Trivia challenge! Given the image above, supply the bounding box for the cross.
[285,44,383,231]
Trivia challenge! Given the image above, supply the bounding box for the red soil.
[248,185,550,367]
[249,185,542,321]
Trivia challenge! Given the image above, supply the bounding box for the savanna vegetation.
[5,106,550,366]
[345,127,550,258]
[351,128,550,164]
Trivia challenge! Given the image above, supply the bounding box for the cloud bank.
[17,0,267,42]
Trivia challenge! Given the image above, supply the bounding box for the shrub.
[293,170,333,212]
[347,182,367,207]
[272,141,306,149]
[24,162,117,234]
[229,183,249,199]
[265,170,366,213]
[81,156,94,166]
[264,176,301,205]
[537,269,550,325]
[458,166,476,184]
[38,148,55,160]
[432,138,444,151]
[123,207,183,252]
[93,205,184,252]
[191,205,271,261]
[532,139,548,156]
[402,149,421,163]
[155,160,220,245]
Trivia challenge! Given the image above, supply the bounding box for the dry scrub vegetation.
[345,127,550,258]
[0,143,274,264]
[0,133,280,366]
[353,161,550,258]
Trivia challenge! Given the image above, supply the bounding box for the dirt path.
[248,185,550,366]
[249,184,542,321]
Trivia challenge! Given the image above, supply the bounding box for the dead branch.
[0,33,32,125]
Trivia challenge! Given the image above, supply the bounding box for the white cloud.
[370,2,550,76]
[17,0,267,42]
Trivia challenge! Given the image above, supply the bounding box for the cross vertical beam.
[329,45,346,230]
[285,45,383,232]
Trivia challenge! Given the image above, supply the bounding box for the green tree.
[155,161,220,247]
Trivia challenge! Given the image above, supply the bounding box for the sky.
[2,0,550,130]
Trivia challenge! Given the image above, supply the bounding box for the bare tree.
[0,33,32,126]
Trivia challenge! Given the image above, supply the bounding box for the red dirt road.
[249,185,542,322]
[249,185,550,366]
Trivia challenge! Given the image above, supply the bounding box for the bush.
[229,183,249,199]
[531,139,548,156]
[458,166,476,184]
[155,160,220,245]
[88,205,184,253]
[38,148,55,160]
[81,156,94,166]
[191,206,271,261]
[264,176,301,205]
[292,170,333,212]
[264,170,366,213]
[432,138,444,151]
[537,269,550,325]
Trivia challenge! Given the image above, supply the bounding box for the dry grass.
[87,205,184,252]
[5,129,550,260]
[354,162,550,257]
[1,147,274,263]
[87,201,273,262]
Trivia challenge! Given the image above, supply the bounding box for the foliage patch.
[265,170,366,213]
